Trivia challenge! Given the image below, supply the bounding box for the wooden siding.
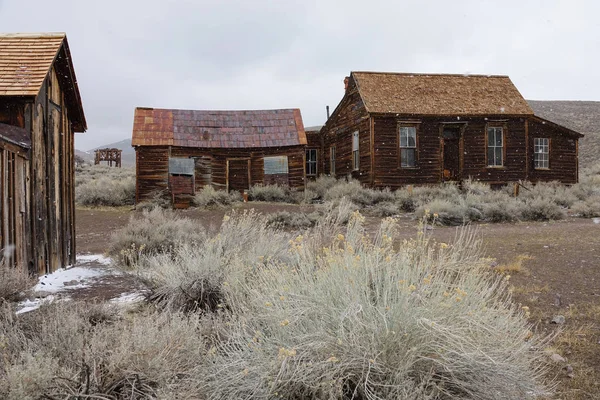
[372,117,442,188]
[136,145,306,203]
[321,76,371,184]
[0,64,77,275]
[528,119,578,184]
[135,146,170,201]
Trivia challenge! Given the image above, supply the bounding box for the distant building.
[132,108,307,208]
[0,33,86,273]
[319,71,582,187]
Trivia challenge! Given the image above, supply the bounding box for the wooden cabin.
[320,72,582,188]
[132,108,307,208]
[0,33,86,274]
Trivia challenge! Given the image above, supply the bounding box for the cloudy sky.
[1,0,599,150]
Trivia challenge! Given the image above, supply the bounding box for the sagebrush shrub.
[0,263,32,302]
[75,165,136,207]
[201,213,552,399]
[108,208,206,266]
[0,303,209,399]
[249,184,300,203]
[193,185,241,208]
[521,197,566,221]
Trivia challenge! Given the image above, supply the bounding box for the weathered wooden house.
[132,108,307,207]
[0,33,86,273]
[320,72,582,188]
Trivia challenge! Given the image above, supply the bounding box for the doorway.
[226,158,251,193]
[442,126,461,181]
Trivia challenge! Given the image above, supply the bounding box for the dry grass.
[75,165,136,207]
[493,254,533,276]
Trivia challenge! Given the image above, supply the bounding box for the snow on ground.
[76,254,112,265]
[15,254,112,315]
[110,291,146,304]
[33,265,107,293]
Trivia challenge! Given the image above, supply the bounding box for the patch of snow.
[110,292,146,304]
[34,266,107,293]
[16,295,56,315]
[77,254,112,265]
[592,217,600,224]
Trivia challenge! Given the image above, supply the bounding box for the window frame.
[305,148,318,176]
[398,125,418,168]
[352,130,360,171]
[486,126,505,168]
[533,137,550,170]
[330,146,336,175]
[263,155,289,175]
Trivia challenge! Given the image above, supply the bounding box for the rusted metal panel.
[132,108,306,148]
[169,158,195,175]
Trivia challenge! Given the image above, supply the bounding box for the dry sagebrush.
[198,212,553,399]
[108,208,207,267]
[75,165,136,207]
[0,303,209,400]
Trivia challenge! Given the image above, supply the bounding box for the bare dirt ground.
[75,205,600,399]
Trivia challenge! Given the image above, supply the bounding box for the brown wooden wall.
[135,145,306,203]
[528,119,578,184]
[0,66,77,275]
[321,76,371,184]
[0,148,29,269]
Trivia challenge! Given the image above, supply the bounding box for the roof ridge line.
[352,71,510,78]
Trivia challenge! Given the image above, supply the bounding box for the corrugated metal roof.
[132,108,307,148]
[0,122,31,149]
[0,33,87,132]
[352,71,534,116]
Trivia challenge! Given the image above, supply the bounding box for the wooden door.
[442,127,461,181]
[227,158,251,193]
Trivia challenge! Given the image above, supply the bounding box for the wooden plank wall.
[461,117,528,183]
[321,76,371,184]
[528,119,578,184]
[135,146,170,201]
[27,66,76,274]
[0,68,76,275]
[370,116,532,188]
[136,145,306,202]
[372,117,441,188]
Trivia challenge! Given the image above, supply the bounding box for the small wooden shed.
[0,33,86,274]
[132,108,307,208]
[320,72,583,187]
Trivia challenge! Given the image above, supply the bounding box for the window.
[487,127,504,167]
[330,146,336,175]
[306,149,317,176]
[264,156,288,175]
[352,131,359,170]
[399,126,417,167]
[534,138,549,169]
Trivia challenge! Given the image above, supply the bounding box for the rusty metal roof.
[132,108,307,148]
[352,71,534,116]
[0,122,31,149]
[0,33,86,132]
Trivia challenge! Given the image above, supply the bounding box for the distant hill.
[528,100,600,168]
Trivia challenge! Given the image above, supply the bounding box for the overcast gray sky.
[1,0,599,150]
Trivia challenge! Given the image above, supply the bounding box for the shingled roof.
[352,71,534,116]
[0,33,86,131]
[132,108,307,148]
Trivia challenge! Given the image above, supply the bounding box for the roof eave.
[531,115,584,138]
